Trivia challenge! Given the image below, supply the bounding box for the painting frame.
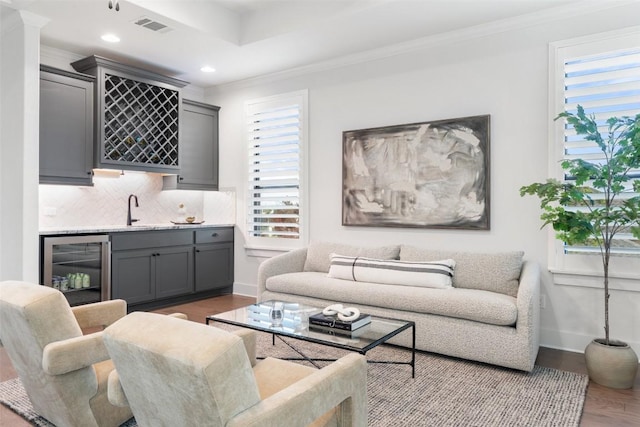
[342,114,490,230]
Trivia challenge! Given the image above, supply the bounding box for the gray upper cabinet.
[39,65,95,186]
[163,100,220,191]
[71,55,188,173]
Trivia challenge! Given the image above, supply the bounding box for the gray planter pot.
[585,338,638,389]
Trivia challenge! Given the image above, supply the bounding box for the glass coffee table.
[206,300,416,378]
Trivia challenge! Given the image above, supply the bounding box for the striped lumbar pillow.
[327,253,455,289]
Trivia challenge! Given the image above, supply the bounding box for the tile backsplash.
[39,171,235,228]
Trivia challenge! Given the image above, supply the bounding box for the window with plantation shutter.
[548,28,640,290]
[245,91,308,250]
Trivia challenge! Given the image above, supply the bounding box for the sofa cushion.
[400,246,524,297]
[327,254,455,289]
[265,272,517,326]
[303,241,400,273]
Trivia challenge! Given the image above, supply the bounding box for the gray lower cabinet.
[195,227,234,291]
[155,246,194,298]
[163,100,220,191]
[111,249,155,304]
[111,230,193,306]
[111,227,233,308]
[195,243,233,291]
[39,65,95,186]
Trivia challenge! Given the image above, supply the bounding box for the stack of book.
[309,312,371,335]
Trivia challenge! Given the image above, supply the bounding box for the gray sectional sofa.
[257,241,541,372]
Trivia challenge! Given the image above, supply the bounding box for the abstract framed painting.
[342,115,490,230]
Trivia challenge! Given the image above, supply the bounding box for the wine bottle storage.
[103,73,179,166]
[71,55,189,173]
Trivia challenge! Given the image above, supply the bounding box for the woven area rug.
[0,379,135,427]
[0,331,588,426]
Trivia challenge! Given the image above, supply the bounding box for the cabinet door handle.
[196,249,201,253]
[179,176,184,181]
[211,233,218,237]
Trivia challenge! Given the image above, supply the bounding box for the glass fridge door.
[43,235,110,306]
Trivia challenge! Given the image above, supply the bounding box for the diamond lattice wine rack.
[104,74,178,166]
[71,56,189,173]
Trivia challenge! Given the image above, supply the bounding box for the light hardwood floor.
[1,294,638,426]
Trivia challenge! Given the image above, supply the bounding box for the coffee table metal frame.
[206,300,416,378]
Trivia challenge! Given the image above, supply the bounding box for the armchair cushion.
[229,353,367,427]
[252,357,337,427]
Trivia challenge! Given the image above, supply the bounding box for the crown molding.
[40,45,83,68]
[1,9,48,35]
[212,0,638,93]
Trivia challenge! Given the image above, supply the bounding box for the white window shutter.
[562,47,640,257]
[245,91,308,246]
[548,28,640,287]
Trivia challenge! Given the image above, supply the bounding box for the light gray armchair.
[103,312,368,427]
[0,280,133,427]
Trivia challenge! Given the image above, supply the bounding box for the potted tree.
[520,105,639,389]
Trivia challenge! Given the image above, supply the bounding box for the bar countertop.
[39,223,235,236]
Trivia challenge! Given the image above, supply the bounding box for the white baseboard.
[233,282,257,297]
[540,327,640,356]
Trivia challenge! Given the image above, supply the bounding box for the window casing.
[244,90,308,253]
[548,27,640,290]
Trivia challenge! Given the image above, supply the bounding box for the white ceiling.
[2,0,587,87]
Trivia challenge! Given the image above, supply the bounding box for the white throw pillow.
[327,253,455,289]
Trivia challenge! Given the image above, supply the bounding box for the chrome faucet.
[127,194,139,226]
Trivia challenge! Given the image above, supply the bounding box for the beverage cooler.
[41,235,111,306]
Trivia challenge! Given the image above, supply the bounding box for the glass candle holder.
[269,301,284,327]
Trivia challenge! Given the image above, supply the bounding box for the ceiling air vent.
[133,16,173,34]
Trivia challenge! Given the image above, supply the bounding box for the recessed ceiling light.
[200,66,216,73]
[101,34,120,43]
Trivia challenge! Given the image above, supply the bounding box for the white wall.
[206,3,640,355]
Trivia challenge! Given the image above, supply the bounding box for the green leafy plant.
[520,105,640,345]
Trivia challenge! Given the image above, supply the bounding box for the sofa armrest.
[256,248,308,301]
[43,331,110,375]
[515,261,541,367]
[228,353,367,427]
[71,299,127,330]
